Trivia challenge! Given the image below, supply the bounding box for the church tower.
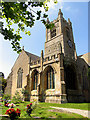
[44,9,77,59]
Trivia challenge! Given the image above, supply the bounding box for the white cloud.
[65,6,71,11]
[45,0,63,15]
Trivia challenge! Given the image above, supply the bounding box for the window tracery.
[17,68,23,88]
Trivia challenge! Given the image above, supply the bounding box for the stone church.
[5,9,90,103]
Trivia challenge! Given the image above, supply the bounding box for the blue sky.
[0,1,88,78]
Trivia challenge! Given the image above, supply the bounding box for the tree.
[0,1,57,53]
[0,77,7,94]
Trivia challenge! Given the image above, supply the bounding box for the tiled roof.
[25,51,40,61]
[79,52,90,66]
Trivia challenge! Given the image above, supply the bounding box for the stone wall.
[4,72,12,96]
[11,50,29,97]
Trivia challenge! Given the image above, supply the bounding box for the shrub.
[21,88,29,101]
[12,91,22,104]
[26,103,32,116]
[26,101,37,117]
[3,94,11,101]
[5,108,21,120]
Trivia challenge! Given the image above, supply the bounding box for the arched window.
[33,71,38,90]
[46,67,55,89]
[32,70,38,90]
[17,68,23,88]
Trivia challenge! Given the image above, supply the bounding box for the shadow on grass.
[1,116,89,120]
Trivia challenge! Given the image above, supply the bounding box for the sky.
[0,1,88,78]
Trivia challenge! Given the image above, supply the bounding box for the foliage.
[0,77,7,93]
[0,90,4,97]
[21,88,29,96]
[3,94,11,101]
[0,1,56,53]
[12,91,22,104]
[26,102,32,116]
[26,100,38,116]
[21,88,29,101]
[5,108,21,120]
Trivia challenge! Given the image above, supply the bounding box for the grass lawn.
[0,101,90,119]
[39,102,90,110]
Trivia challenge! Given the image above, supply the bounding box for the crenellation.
[51,55,55,60]
[30,59,41,66]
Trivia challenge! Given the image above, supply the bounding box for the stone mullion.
[53,71,55,89]
[48,72,50,89]
[35,75,36,90]
[18,73,19,88]
[21,72,23,88]
[20,72,21,88]
[51,70,53,89]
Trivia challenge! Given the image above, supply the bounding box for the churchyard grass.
[40,102,90,110]
[0,101,90,119]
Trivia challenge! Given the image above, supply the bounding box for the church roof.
[79,52,90,66]
[24,51,40,61]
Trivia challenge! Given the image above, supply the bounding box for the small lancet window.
[33,70,38,90]
[17,68,23,88]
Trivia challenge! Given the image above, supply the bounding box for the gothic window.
[47,67,55,89]
[51,29,56,38]
[17,68,23,88]
[33,71,38,90]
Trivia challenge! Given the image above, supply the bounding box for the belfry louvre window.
[47,67,55,89]
[66,28,70,38]
[17,68,23,88]
[51,29,56,38]
[33,71,38,90]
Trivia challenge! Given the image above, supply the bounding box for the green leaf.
[43,14,48,18]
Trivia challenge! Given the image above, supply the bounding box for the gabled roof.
[79,52,90,66]
[24,51,40,61]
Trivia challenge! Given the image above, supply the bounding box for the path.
[50,106,90,118]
